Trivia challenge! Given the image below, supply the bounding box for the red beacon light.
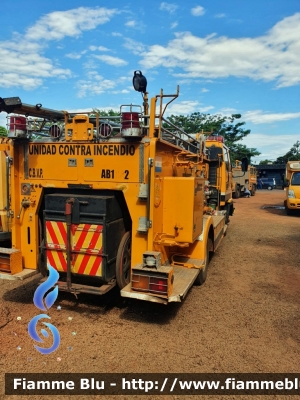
[120,105,142,138]
[9,115,27,138]
[207,135,224,143]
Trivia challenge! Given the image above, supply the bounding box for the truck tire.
[232,184,237,199]
[235,185,241,199]
[286,207,293,216]
[194,238,211,286]
[116,231,131,289]
[251,185,256,196]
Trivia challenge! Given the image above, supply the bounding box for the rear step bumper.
[0,269,38,280]
[40,278,117,296]
[121,265,200,305]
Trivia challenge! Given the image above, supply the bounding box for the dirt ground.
[1,189,300,400]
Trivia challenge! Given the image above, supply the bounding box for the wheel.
[251,185,256,196]
[116,231,132,289]
[232,184,237,199]
[235,185,241,199]
[286,207,293,216]
[224,202,232,224]
[194,238,211,285]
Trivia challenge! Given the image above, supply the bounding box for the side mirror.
[241,157,248,172]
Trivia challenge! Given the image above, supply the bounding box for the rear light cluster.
[9,116,27,137]
[121,112,140,130]
[132,272,169,296]
[206,135,224,143]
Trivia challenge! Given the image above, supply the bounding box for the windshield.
[291,172,300,185]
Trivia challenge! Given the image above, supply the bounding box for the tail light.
[207,135,224,143]
[9,116,27,137]
[121,112,141,137]
[149,277,168,294]
[120,105,143,138]
[131,267,173,297]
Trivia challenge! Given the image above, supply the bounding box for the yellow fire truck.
[284,161,300,215]
[232,160,257,198]
[0,71,234,304]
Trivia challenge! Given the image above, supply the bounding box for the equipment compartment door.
[45,220,103,277]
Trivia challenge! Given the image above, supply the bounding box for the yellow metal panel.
[65,115,94,141]
[28,143,78,181]
[163,177,204,243]
[84,143,141,183]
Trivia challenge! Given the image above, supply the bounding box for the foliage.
[92,109,120,117]
[259,159,274,165]
[0,125,7,136]
[164,112,260,162]
[275,140,300,163]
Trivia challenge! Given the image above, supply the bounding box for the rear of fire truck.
[0,71,233,304]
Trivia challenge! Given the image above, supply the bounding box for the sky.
[0,0,299,163]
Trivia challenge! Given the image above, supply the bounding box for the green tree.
[92,109,120,117]
[0,126,7,136]
[165,112,260,162]
[275,140,300,163]
[259,159,273,165]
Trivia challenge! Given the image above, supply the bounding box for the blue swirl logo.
[28,264,60,354]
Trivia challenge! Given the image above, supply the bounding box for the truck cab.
[284,161,300,215]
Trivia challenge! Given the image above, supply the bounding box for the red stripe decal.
[46,250,57,270]
[88,226,103,251]
[55,250,67,272]
[46,222,67,271]
[73,224,89,251]
[71,224,79,236]
[57,221,67,246]
[46,221,59,245]
[76,226,102,274]
[89,255,102,276]
[77,252,91,274]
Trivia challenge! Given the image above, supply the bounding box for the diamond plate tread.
[169,265,200,302]
[211,215,225,228]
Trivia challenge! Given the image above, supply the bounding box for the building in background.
[256,164,286,188]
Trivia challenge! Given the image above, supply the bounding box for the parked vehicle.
[232,160,257,198]
[260,178,276,190]
[284,161,300,215]
[0,71,235,305]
